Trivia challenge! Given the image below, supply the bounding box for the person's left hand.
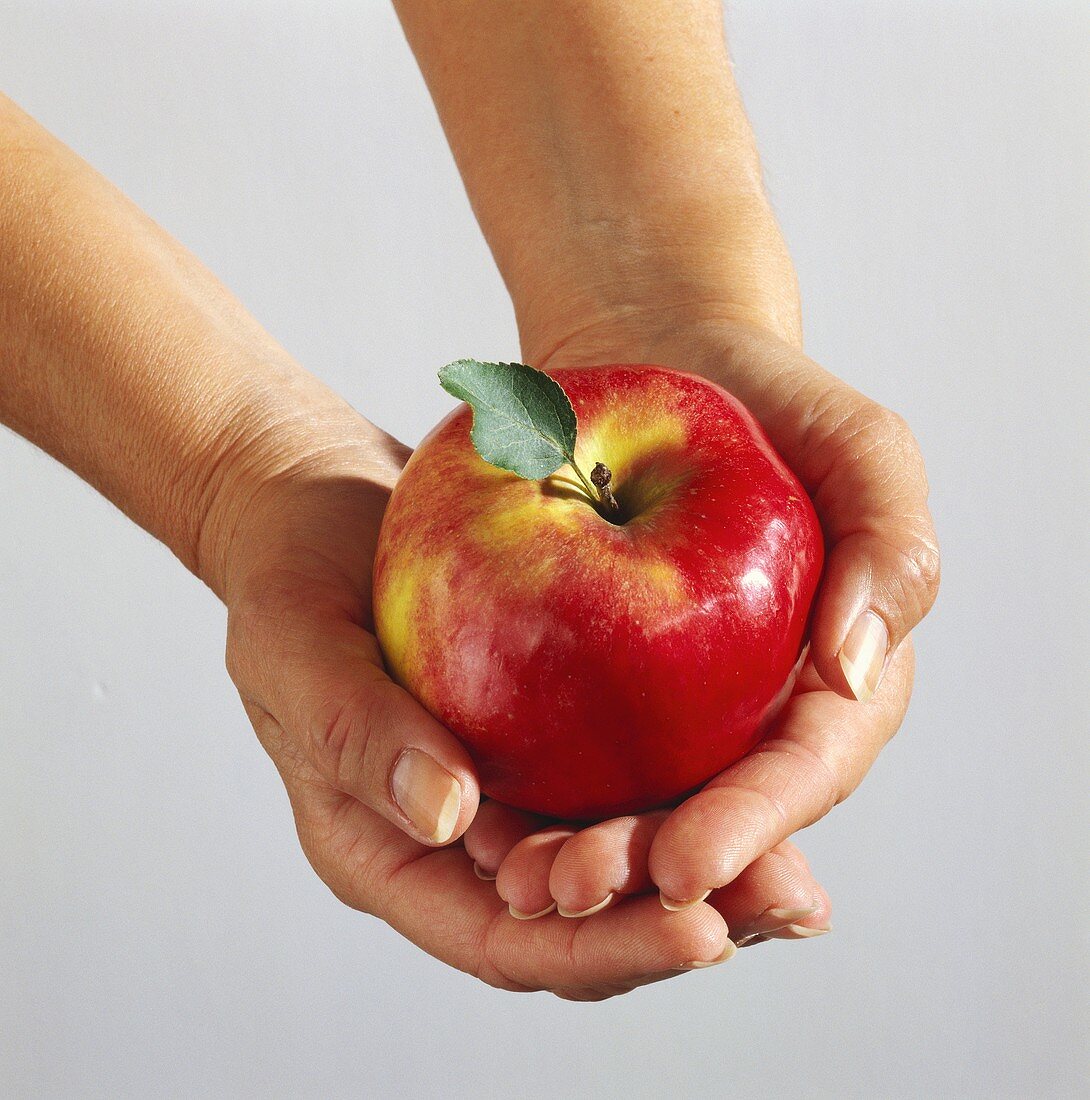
[208,406,838,997]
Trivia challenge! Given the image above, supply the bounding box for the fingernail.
[557,893,614,919]
[472,861,496,881]
[737,925,830,947]
[733,901,823,946]
[838,610,889,702]
[680,939,738,969]
[731,906,818,945]
[390,749,461,844]
[759,903,818,927]
[660,889,712,912]
[508,901,557,921]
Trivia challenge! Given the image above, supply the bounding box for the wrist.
[511,195,802,368]
[189,371,406,603]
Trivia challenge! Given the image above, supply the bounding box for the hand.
[208,410,834,997]
[468,311,938,924]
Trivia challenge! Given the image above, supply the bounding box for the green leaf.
[438,359,578,480]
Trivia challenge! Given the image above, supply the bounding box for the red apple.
[373,365,823,820]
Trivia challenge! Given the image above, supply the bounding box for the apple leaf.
[438,359,578,480]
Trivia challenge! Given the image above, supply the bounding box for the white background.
[2,2,1087,1097]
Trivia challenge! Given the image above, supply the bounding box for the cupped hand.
[206,410,833,997]
[469,313,938,923]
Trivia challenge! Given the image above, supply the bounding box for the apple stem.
[568,459,599,503]
[590,462,620,515]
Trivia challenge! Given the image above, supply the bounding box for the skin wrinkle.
[378,852,482,963]
[482,906,551,993]
[190,404,307,591]
[475,908,532,993]
[323,799,389,914]
[316,678,380,800]
[756,738,850,811]
[846,527,941,620]
[721,761,831,836]
[347,826,447,930]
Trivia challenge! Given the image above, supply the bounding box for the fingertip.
[494,828,576,918]
[483,893,736,994]
[463,801,548,876]
[508,901,558,921]
[547,812,664,915]
[671,902,733,969]
[710,841,833,946]
[812,608,888,703]
[647,789,740,903]
[679,936,737,969]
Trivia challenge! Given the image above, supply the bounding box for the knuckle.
[310,670,395,807]
[770,738,845,813]
[805,396,922,490]
[874,404,912,443]
[313,692,355,781]
[870,406,930,492]
[860,405,913,468]
[795,384,858,479]
[311,682,377,790]
[846,401,917,464]
[906,532,942,590]
[891,530,942,610]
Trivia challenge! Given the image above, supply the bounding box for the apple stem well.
[438,358,624,521]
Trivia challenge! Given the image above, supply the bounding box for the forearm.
[0,94,379,595]
[394,0,800,353]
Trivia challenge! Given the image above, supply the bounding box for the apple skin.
[373,365,823,820]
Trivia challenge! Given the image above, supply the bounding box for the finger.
[707,841,832,945]
[288,772,736,998]
[650,642,913,905]
[228,569,479,847]
[486,895,735,995]
[495,826,578,918]
[694,327,940,700]
[806,403,939,701]
[462,800,550,880]
[548,811,670,917]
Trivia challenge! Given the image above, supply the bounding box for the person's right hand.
[203,408,834,998]
[464,313,937,933]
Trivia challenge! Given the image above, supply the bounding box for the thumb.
[806,402,940,700]
[228,576,480,845]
